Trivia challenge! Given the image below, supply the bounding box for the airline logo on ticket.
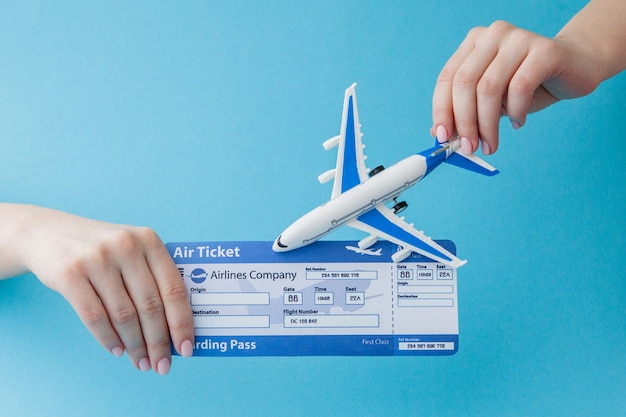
[167,241,459,356]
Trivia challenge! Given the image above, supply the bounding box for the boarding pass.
[167,241,459,356]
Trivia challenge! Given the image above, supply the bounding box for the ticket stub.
[167,241,459,356]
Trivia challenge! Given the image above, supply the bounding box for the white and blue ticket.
[166,241,459,356]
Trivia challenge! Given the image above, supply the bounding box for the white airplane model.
[273,83,499,267]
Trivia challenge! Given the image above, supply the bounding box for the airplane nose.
[272,235,288,252]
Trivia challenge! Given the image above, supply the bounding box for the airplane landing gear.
[392,198,408,214]
[368,165,385,177]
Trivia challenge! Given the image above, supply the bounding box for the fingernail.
[157,358,171,376]
[510,119,522,129]
[181,340,194,358]
[481,141,491,156]
[111,346,124,358]
[436,125,448,143]
[138,357,151,372]
[460,137,473,155]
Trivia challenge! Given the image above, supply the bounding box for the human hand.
[431,20,602,155]
[5,205,194,375]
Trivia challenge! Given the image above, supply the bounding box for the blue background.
[1,1,624,416]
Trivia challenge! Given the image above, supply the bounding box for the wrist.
[556,0,626,83]
[0,203,36,279]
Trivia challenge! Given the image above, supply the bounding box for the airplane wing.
[348,206,467,268]
[330,83,369,199]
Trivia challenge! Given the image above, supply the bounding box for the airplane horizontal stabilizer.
[444,152,499,176]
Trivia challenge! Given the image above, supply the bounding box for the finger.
[505,45,559,125]
[475,42,530,154]
[60,275,125,358]
[142,230,194,359]
[87,264,151,371]
[451,32,501,153]
[432,29,483,142]
[118,253,172,375]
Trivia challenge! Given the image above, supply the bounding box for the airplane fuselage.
[274,153,432,251]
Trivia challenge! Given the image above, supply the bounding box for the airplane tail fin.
[443,142,499,176]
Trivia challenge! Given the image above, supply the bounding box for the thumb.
[527,85,560,114]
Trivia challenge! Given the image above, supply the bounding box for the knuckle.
[487,20,513,35]
[140,227,160,241]
[80,304,108,327]
[508,74,534,98]
[161,281,189,304]
[58,244,107,278]
[465,25,487,42]
[453,69,478,90]
[532,37,559,59]
[476,75,502,99]
[109,229,141,255]
[56,258,88,283]
[436,66,456,85]
[135,227,162,249]
[112,305,138,327]
[51,255,98,292]
[117,226,165,257]
[138,294,165,318]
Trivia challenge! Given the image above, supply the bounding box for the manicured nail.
[510,119,522,129]
[481,141,491,156]
[111,346,124,358]
[157,358,171,376]
[460,137,473,155]
[138,357,151,372]
[436,125,448,143]
[181,340,194,358]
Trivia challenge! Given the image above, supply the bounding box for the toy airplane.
[273,83,498,267]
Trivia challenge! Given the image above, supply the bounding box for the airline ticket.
[167,241,459,356]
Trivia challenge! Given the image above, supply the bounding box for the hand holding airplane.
[273,84,498,267]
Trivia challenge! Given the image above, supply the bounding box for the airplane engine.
[323,135,340,150]
[317,169,336,184]
[391,247,412,263]
[358,234,378,250]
